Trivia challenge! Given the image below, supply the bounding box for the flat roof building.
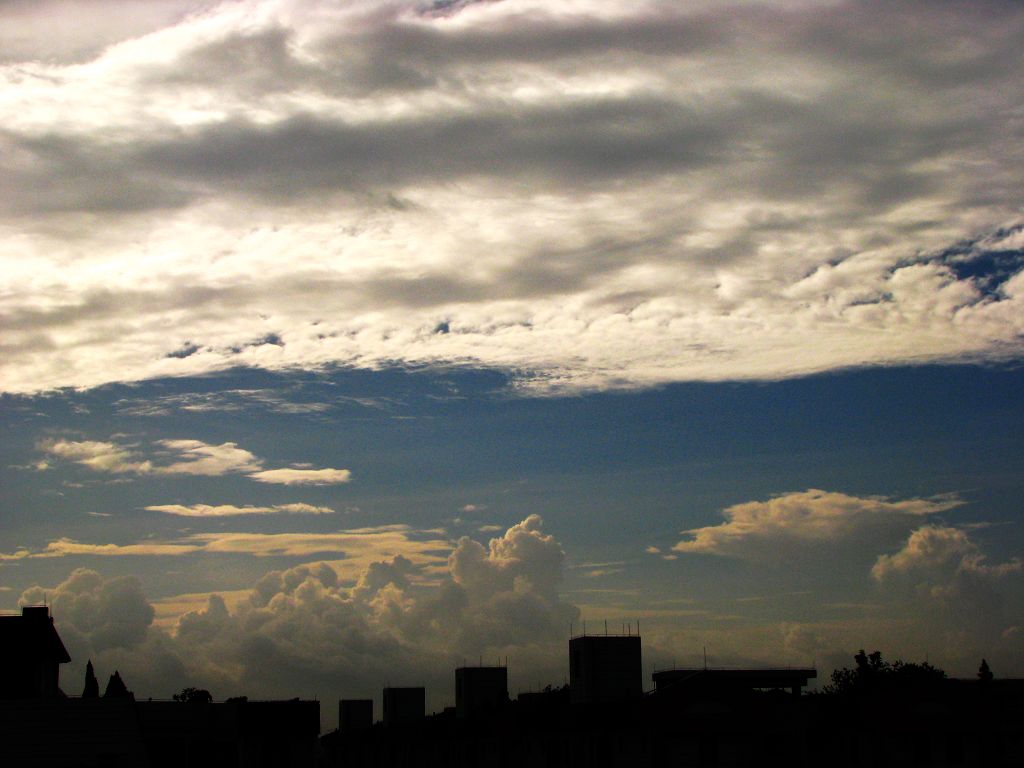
[569,634,642,705]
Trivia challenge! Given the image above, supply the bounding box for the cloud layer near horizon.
[19,516,579,717]
[1,0,1023,395]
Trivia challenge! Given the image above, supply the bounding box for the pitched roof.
[0,606,71,664]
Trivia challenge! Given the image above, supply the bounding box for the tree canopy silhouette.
[173,686,213,704]
[824,650,946,696]
[978,658,993,683]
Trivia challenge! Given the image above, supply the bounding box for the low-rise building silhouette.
[0,605,70,699]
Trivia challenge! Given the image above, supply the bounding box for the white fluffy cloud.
[671,489,962,557]
[21,516,579,720]
[1,0,1022,395]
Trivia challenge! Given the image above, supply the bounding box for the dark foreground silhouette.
[2,606,1022,766]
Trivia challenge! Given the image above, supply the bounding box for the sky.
[1,0,1023,727]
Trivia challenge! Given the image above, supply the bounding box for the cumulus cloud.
[145,502,335,516]
[869,525,1024,667]
[20,568,155,651]
[22,517,579,721]
[248,468,351,485]
[672,489,962,557]
[1,1,1022,395]
[872,525,1023,583]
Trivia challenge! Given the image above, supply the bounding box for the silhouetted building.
[455,665,508,719]
[340,698,373,731]
[0,605,70,698]
[569,633,641,705]
[382,687,425,725]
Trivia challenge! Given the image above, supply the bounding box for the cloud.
[1,1,1023,395]
[672,489,963,558]
[868,525,1024,665]
[115,389,334,417]
[39,439,153,474]
[20,568,154,651]
[872,525,1023,582]
[0,538,203,559]
[39,436,352,484]
[153,439,262,476]
[145,502,335,517]
[247,467,352,485]
[21,517,579,721]
[0,526,450,580]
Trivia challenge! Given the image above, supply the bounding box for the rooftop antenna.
[703,646,708,671]
[583,620,586,635]
[604,620,608,636]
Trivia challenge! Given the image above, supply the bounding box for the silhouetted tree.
[173,686,213,704]
[824,650,945,696]
[81,660,99,698]
[103,671,132,699]
[978,659,993,683]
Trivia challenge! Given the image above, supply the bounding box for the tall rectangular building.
[569,635,642,705]
[455,666,508,718]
